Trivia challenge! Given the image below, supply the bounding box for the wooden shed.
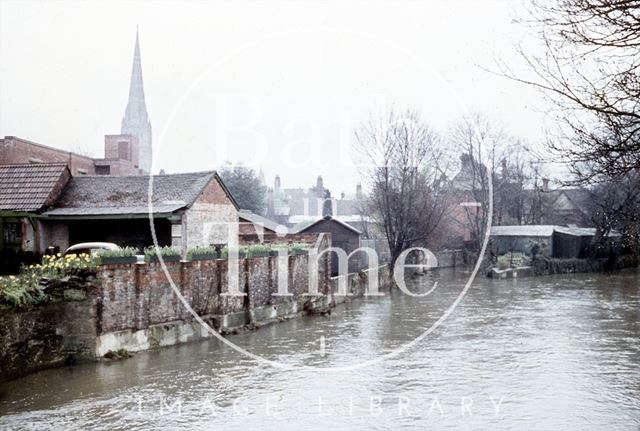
[297,215,362,275]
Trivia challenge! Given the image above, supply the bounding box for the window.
[96,165,111,175]
[3,222,21,244]
[118,141,129,160]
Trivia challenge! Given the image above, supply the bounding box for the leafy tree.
[218,163,267,214]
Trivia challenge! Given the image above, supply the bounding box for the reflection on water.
[1,268,639,429]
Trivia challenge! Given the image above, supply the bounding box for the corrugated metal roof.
[554,226,596,236]
[491,225,622,238]
[554,226,622,237]
[0,163,69,211]
[490,225,556,237]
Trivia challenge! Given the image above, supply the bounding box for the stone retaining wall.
[0,233,399,382]
[0,274,99,382]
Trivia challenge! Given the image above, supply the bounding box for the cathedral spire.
[121,27,152,173]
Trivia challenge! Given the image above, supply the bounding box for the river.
[1,268,639,430]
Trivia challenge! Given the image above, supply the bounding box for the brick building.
[0,166,239,273]
[43,171,239,253]
[0,135,142,176]
[0,163,72,273]
[439,153,596,251]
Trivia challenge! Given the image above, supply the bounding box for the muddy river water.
[1,268,639,430]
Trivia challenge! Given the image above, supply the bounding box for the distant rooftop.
[491,225,620,238]
[490,225,556,237]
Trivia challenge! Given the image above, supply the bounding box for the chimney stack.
[322,190,332,217]
[356,183,363,199]
[542,177,550,191]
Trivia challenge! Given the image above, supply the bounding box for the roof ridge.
[0,162,68,168]
[72,170,217,179]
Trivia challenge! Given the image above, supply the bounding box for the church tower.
[121,28,152,173]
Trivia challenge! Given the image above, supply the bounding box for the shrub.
[143,246,181,258]
[220,246,247,259]
[246,243,270,257]
[97,247,137,258]
[0,275,46,307]
[496,252,527,268]
[187,245,218,260]
[0,253,96,307]
[497,261,509,270]
[218,242,311,259]
[289,242,309,255]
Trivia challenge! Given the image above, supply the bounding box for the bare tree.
[355,108,448,268]
[587,172,640,256]
[448,115,495,252]
[448,114,542,250]
[506,0,640,182]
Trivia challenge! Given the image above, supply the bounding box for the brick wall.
[104,134,139,168]
[183,177,239,250]
[0,135,141,176]
[96,233,331,334]
[1,233,397,379]
[96,253,318,333]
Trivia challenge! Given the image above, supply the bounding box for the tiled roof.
[44,171,218,216]
[0,163,69,211]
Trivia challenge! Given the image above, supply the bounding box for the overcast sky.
[0,0,553,194]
